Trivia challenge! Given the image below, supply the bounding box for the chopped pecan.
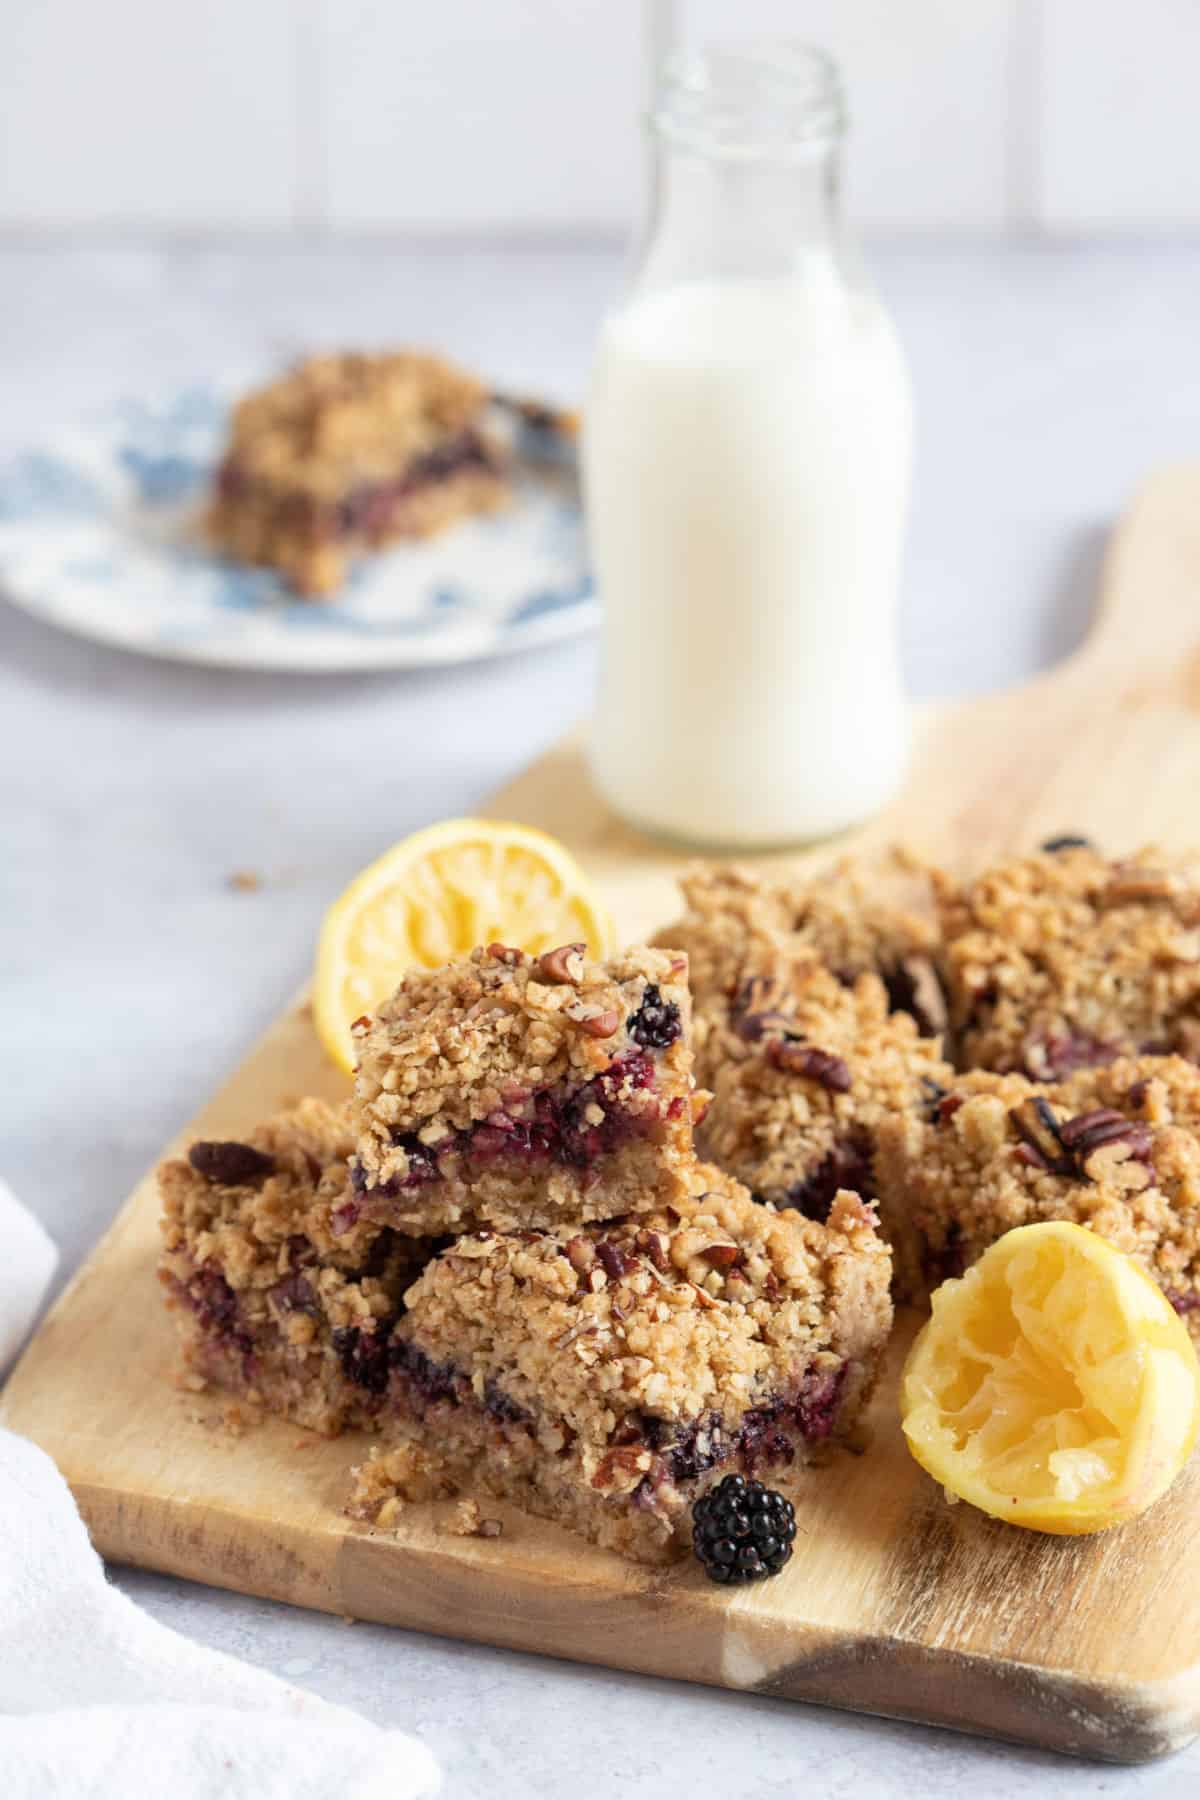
[734,974,795,1042]
[188,1140,276,1187]
[562,1235,595,1275]
[1101,866,1178,907]
[688,1282,722,1310]
[1058,1108,1131,1152]
[535,942,586,985]
[485,942,527,964]
[591,1444,653,1489]
[1059,1107,1154,1165]
[634,1227,670,1271]
[767,1040,852,1093]
[595,1240,636,1281]
[936,1092,965,1126]
[700,1243,741,1270]
[554,1318,599,1350]
[1009,1098,1073,1175]
[564,1002,621,1038]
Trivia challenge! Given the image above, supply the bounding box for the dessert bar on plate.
[207,351,511,597]
[158,1098,437,1435]
[939,843,1200,1077]
[349,1168,893,1564]
[876,1054,1200,1325]
[348,942,699,1236]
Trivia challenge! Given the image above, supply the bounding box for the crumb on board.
[227,869,262,892]
[447,1499,504,1540]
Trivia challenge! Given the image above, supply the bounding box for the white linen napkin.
[0,1181,440,1800]
[0,1173,58,1370]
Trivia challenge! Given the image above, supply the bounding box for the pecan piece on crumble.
[1009,1098,1073,1175]
[188,1140,277,1187]
[536,943,586,985]
[767,1040,853,1093]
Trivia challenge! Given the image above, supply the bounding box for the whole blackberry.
[628,984,682,1050]
[692,1473,796,1584]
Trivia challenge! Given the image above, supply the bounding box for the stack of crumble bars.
[160,942,894,1564]
[161,839,1200,1564]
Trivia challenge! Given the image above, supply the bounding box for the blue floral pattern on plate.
[0,382,596,671]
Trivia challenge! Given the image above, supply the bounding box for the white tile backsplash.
[0,0,1196,234]
[0,0,300,228]
[1036,0,1200,230]
[315,0,644,231]
[682,0,1015,230]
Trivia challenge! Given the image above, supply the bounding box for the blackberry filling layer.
[383,1341,854,1515]
[176,1268,255,1357]
[769,1131,875,1222]
[217,429,501,547]
[633,1366,849,1495]
[345,1050,669,1214]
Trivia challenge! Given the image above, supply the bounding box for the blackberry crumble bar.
[939,844,1200,1077]
[697,958,952,1220]
[158,1099,437,1435]
[348,943,699,1237]
[653,850,950,1063]
[208,351,510,596]
[347,1167,893,1564]
[875,1056,1200,1327]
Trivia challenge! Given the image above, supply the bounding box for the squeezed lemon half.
[901,1221,1200,1535]
[313,817,614,1074]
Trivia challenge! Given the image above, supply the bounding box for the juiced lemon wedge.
[313,817,614,1073]
[901,1221,1200,1535]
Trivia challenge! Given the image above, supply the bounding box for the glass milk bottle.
[583,43,912,848]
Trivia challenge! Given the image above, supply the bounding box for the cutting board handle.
[1078,462,1200,684]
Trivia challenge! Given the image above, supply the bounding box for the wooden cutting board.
[6,465,1200,1764]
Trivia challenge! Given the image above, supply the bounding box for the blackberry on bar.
[692,1473,796,1585]
[628,984,682,1050]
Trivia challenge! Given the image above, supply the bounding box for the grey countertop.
[3,238,1200,1796]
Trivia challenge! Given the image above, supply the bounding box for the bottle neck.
[637,137,843,291]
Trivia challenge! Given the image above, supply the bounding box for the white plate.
[0,384,596,671]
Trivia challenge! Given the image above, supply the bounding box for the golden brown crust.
[939,845,1200,1075]
[653,849,949,1040]
[696,959,952,1213]
[875,1055,1200,1326]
